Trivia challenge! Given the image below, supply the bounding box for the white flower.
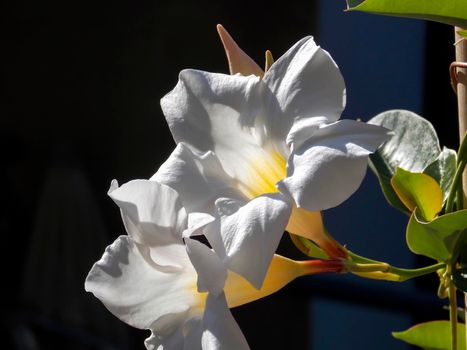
[152,30,387,288]
[153,31,390,289]
[85,179,335,349]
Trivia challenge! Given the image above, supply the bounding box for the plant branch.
[455,26,467,349]
[448,264,458,350]
[454,28,467,206]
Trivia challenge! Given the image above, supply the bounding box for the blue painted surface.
[310,296,412,350]
[309,2,428,349]
[317,2,426,119]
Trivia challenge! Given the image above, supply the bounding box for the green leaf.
[369,149,408,214]
[458,30,467,39]
[346,0,467,29]
[424,147,457,205]
[406,210,467,262]
[391,168,442,221]
[393,321,466,350]
[369,110,441,214]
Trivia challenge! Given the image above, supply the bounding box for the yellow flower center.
[236,148,331,249]
[232,147,347,258]
[238,148,287,199]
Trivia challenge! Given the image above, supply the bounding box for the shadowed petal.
[185,238,227,296]
[144,311,191,350]
[153,142,242,213]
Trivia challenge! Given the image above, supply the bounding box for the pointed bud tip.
[215,24,263,77]
[265,50,274,72]
[216,24,232,43]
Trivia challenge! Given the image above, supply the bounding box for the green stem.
[388,262,446,282]
[446,159,467,213]
[347,250,381,264]
[348,250,445,282]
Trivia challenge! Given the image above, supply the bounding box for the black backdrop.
[1,1,458,349]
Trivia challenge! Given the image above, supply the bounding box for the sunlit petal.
[161,70,287,196]
[184,212,216,238]
[206,194,292,289]
[263,37,346,141]
[108,180,187,245]
[161,69,262,154]
[85,236,200,330]
[278,120,390,211]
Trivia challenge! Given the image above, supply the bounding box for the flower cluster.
[85,25,389,349]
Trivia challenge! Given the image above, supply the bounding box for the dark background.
[1,0,459,349]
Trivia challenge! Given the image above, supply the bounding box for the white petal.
[185,238,227,296]
[285,116,328,150]
[161,70,280,196]
[108,179,187,245]
[145,291,249,350]
[183,212,216,238]
[262,37,346,141]
[161,69,262,153]
[148,243,195,270]
[201,294,249,350]
[300,119,390,153]
[144,315,187,350]
[207,194,292,289]
[183,319,204,350]
[277,120,390,211]
[85,236,199,330]
[152,142,241,213]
